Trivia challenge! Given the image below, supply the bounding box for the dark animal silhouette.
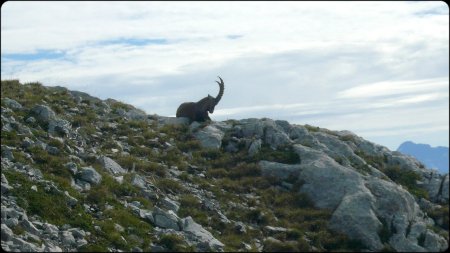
[176,76,224,123]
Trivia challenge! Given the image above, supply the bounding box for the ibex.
[176,76,224,123]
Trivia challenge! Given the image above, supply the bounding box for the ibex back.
[176,76,224,123]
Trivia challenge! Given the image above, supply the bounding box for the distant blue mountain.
[397,141,449,174]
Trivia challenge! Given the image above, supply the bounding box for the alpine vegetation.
[1,80,448,252]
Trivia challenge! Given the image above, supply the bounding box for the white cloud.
[337,77,448,99]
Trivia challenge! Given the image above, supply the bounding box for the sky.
[1,1,449,151]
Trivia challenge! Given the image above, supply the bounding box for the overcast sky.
[1,1,449,151]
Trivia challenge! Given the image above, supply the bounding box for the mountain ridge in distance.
[397,140,449,174]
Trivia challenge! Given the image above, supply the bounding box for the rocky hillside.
[1,80,448,252]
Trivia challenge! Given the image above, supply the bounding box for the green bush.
[155,178,185,194]
[228,163,261,179]
[5,171,91,228]
[158,234,193,252]
[383,165,429,199]
[252,145,300,164]
[428,205,449,230]
[178,139,202,152]
[1,130,22,147]
[206,168,228,178]
[304,124,320,132]
[263,239,299,252]
[27,146,72,178]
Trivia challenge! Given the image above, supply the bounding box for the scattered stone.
[193,125,225,150]
[125,108,148,120]
[97,156,127,175]
[1,146,14,161]
[131,174,147,189]
[46,145,60,155]
[25,116,36,124]
[181,216,224,251]
[241,242,252,251]
[131,246,143,252]
[61,230,76,246]
[65,162,78,175]
[1,174,13,194]
[1,224,14,241]
[43,242,62,252]
[76,239,88,248]
[30,104,56,122]
[263,225,288,235]
[5,218,19,228]
[248,139,262,156]
[64,191,78,207]
[160,197,180,213]
[114,175,124,184]
[114,223,125,232]
[3,98,23,110]
[78,166,102,185]
[234,221,247,234]
[22,137,34,149]
[19,219,41,236]
[152,207,181,231]
[48,118,72,136]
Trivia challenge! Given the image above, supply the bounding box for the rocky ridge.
[1,80,449,252]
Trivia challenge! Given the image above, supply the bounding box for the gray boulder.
[131,174,147,189]
[43,242,63,252]
[259,161,301,180]
[263,119,292,149]
[152,207,181,231]
[234,221,247,234]
[239,118,265,138]
[3,98,23,110]
[30,104,71,136]
[238,118,291,149]
[193,125,225,150]
[65,162,78,175]
[5,218,19,228]
[30,104,56,122]
[259,143,448,251]
[48,118,71,136]
[1,173,12,194]
[19,219,41,236]
[160,197,180,213]
[78,167,102,185]
[439,174,449,203]
[125,109,148,120]
[97,156,127,175]
[43,223,59,239]
[1,223,14,241]
[423,230,448,252]
[64,191,78,207]
[421,171,449,203]
[11,237,42,252]
[60,230,76,246]
[263,226,289,236]
[181,216,224,251]
[248,139,262,156]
